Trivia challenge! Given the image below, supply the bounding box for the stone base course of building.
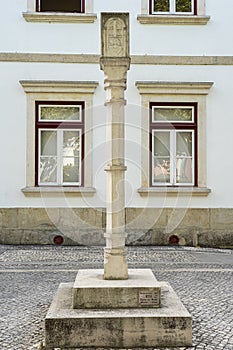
[0,208,233,248]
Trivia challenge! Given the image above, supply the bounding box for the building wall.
[0,0,233,246]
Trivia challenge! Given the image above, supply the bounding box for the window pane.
[176,158,193,183]
[176,0,192,12]
[153,107,193,122]
[40,0,82,13]
[40,156,57,183]
[41,131,57,156]
[153,131,170,157]
[63,158,80,183]
[176,132,193,156]
[154,157,170,183]
[154,0,169,12]
[63,131,81,183]
[40,106,81,122]
[63,131,80,156]
[176,132,193,184]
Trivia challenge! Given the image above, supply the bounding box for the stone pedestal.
[45,269,192,349]
[72,269,161,309]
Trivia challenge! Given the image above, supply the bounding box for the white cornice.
[135,81,214,95]
[20,80,99,93]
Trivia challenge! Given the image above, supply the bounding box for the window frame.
[35,101,85,187]
[150,102,198,187]
[150,0,197,15]
[36,0,85,13]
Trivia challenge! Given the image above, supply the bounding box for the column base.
[45,273,192,349]
[104,247,128,280]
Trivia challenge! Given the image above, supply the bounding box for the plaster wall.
[0,62,233,208]
[0,1,232,55]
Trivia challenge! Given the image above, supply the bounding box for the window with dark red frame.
[35,101,85,187]
[36,0,84,13]
[150,102,197,187]
[150,0,197,15]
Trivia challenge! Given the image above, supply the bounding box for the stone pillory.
[45,13,192,349]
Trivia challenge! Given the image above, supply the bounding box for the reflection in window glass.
[40,156,57,183]
[176,132,193,183]
[152,0,193,14]
[176,0,192,12]
[154,158,171,183]
[176,132,193,156]
[40,106,81,121]
[39,0,82,13]
[153,107,193,122]
[150,104,196,187]
[154,0,169,12]
[37,102,83,186]
[41,131,57,156]
[154,131,170,156]
[176,158,192,183]
[63,131,80,183]
[153,131,171,183]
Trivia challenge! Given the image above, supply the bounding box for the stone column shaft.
[101,58,130,280]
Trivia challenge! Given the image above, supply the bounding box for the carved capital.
[100,58,131,95]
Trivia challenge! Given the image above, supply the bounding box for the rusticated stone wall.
[0,208,232,248]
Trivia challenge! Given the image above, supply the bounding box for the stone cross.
[100,13,130,280]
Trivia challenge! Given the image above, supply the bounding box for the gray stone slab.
[45,280,192,349]
[72,269,161,308]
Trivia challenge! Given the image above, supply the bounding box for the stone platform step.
[45,280,192,349]
[72,269,161,309]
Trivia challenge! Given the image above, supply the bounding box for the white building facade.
[0,0,233,247]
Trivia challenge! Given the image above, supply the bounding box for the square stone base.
[73,269,161,308]
[45,272,192,349]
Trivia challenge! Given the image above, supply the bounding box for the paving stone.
[0,245,232,349]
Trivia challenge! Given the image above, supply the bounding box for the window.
[138,0,210,25]
[136,81,213,196]
[151,0,196,15]
[23,0,97,23]
[36,101,84,186]
[20,80,98,195]
[150,103,197,186]
[36,0,84,13]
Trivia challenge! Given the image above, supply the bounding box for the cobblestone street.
[0,245,232,350]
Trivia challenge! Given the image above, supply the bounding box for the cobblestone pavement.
[0,245,232,350]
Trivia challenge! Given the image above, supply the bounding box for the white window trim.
[23,0,97,23]
[152,0,194,15]
[152,105,195,123]
[39,128,82,186]
[152,129,195,186]
[135,81,213,196]
[138,0,210,25]
[20,80,98,196]
[38,104,82,122]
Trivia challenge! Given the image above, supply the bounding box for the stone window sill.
[137,15,210,25]
[138,187,211,196]
[21,186,96,196]
[22,12,97,23]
